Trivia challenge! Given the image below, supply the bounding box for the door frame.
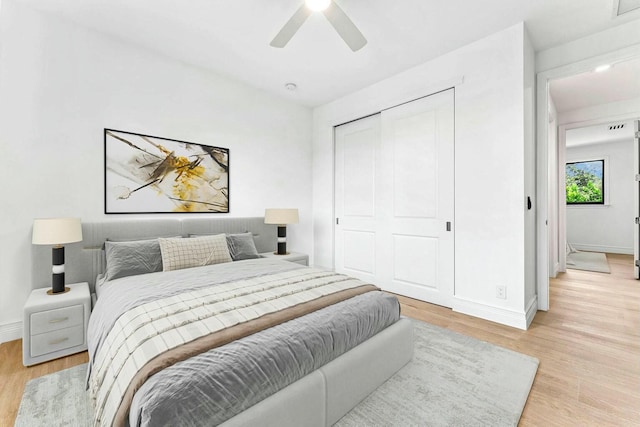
[557,114,638,273]
[536,45,640,310]
[635,119,640,280]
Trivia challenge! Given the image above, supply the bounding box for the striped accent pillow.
[159,235,232,271]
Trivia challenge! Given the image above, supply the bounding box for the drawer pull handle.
[49,317,69,324]
[49,337,69,345]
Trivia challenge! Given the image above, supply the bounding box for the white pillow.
[159,234,232,271]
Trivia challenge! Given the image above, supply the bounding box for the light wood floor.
[1,253,638,426]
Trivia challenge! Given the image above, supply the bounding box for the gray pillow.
[104,239,163,281]
[226,233,260,261]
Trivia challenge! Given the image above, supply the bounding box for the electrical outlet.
[496,286,507,299]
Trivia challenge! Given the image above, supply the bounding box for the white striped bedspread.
[89,266,378,427]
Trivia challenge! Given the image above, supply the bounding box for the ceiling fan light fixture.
[305,0,331,12]
[271,0,366,51]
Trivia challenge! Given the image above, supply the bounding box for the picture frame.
[104,129,229,214]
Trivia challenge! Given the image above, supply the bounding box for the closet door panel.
[335,89,454,307]
[392,235,438,289]
[392,110,438,219]
[343,231,376,274]
[343,130,375,217]
[334,114,381,283]
[380,89,454,307]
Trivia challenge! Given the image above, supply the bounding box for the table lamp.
[32,218,83,294]
[264,209,299,255]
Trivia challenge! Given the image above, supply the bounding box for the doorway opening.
[537,50,640,310]
[559,120,636,276]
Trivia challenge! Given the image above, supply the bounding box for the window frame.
[565,159,606,206]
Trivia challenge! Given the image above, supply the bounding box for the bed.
[32,217,414,426]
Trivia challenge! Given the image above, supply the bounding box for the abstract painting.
[104,129,229,213]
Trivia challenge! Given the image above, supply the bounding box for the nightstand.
[260,251,309,266]
[23,282,90,366]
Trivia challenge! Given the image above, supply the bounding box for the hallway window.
[566,159,604,204]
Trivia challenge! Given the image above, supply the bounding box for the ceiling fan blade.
[323,1,367,52]
[270,4,312,48]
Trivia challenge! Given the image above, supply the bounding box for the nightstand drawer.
[30,304,84,335]
[31,324,84,357]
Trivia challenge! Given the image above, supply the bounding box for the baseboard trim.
[0,320,22,344]
[452,297,528,330]
[526,295,539,326]
[571,244,633,255]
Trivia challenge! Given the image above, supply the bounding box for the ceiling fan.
[270,0,367,52]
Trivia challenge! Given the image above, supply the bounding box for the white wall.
[523,28,537,320]
[558,97,640,126]
[566,140,635,254]
[0,1,313,342]
[536,20,640,73]
[312,23,533,329]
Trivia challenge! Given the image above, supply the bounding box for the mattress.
[88,258,401,426]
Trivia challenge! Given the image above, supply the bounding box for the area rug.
[567,251,610,273]
[15,363,92,427]
[15,320,538,427]
[336,320,538,426]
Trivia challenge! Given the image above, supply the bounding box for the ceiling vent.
[613,0,640,16]
[608,123,626,130]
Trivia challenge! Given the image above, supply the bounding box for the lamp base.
[51,246,67,293]
[276,226,288,255]
[273,252,291,256]
[47,287,70,295]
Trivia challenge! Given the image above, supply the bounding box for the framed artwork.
[104,129,229,214]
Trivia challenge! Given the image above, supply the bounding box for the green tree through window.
[566,160,604,204]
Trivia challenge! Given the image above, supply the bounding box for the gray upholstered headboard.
[31,217,276,293]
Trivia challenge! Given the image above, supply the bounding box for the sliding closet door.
[335,89,454,307]
[379,89,454,306]
[334,114,381,284]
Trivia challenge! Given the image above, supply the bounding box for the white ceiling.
[14,0,640,107]
[550,57,640,113]
[566,121,635,147]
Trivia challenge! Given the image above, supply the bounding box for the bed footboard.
[220,317,414,427]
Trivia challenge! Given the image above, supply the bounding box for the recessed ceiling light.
[594,64,612,73]
[285,83,298,91]
[305,0,331,12]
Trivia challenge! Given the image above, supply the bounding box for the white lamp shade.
[264,209,299,225]
[32,218,83,245]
